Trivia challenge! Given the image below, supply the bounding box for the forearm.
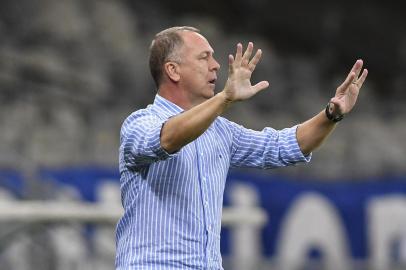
[296,110,337,156]
[161,92,231,153]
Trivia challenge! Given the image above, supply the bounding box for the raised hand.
[222,42,269,102]
[330,59,368,115]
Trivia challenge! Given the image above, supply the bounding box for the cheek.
[181,62,208,85]
[196,66,210,81]
[187,67,206,82]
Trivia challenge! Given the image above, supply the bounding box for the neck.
[158,84,200,110]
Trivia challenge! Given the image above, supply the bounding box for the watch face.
[329,103,334,113]
[325,103,334,120]
[325,102,343,122]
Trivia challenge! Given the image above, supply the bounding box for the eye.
[199,52,210,60]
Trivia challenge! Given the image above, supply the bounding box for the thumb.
[252,81,270,94]
[329,97,341,108]
[329,97,345,114]
[330,97,340,104]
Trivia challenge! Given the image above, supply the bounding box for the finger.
[339,60,362,91]
[351,59,364,80]
[242,42,253,66]
[355,69,368,89]
[228,54,234,75]
[252,80,270,93]
[248,49,262,72]
[338,71,356,93]
[234,43,243,66]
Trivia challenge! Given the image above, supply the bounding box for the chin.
[194,86,215,102]
[205,90,215,98]
[207,85,216,96]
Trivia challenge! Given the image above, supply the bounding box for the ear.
[164,62,181,82]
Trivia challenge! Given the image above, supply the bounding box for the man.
[115,26,368,270]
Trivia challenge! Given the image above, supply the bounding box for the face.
[177,31,220,105]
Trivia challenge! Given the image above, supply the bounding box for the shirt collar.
[152,94,184,119]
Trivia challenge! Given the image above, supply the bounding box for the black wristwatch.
[325,102,344,122]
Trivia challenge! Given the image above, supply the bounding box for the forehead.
[179,31,214,54]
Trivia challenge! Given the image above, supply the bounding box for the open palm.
[223,42,269,102]
[330,60,368,115]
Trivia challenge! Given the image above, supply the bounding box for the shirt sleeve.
[120,112,178,169]
[228,121,311,169]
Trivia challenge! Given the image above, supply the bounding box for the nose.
[210,57,220,71]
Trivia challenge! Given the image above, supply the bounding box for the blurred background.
[0,0,405,269]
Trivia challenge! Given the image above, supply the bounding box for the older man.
[115,26,368,270]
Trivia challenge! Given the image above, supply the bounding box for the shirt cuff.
[147,121,179,160]
[281,125,312,163]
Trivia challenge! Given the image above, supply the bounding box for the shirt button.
[202,177,206,182]
[200,152,204,156]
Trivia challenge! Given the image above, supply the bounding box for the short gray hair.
[149,26,200,87]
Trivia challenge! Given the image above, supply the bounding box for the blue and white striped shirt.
[116,94,311,270]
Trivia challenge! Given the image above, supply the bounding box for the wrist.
[325,102,344,123]
[217,91,234,107]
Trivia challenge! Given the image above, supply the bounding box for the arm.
[296,59,368,155]
[226,119,310,169]
[161,42,269,153]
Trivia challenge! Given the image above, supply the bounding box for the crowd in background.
[1,0,405,180]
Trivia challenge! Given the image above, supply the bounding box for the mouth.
[208,78,217,85]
